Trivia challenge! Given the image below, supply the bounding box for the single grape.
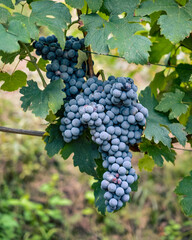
[108,156,116,164]
[123,161,131,169]
[127,175,135,184]
[109,198,118,207]
[135,112,144,122]
[108,183,116,193]
[104,191,113,200]
[121,181,128,189]
[101,180,109,189]
[118,166,126,175]
[111,163,119,171]
[116,187,124,197]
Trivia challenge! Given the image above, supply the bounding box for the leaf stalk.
[19,41,47,88]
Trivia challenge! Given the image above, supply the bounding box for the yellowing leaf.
[138,154,155,172]
[0,70,27,91]
[75,50,88,69]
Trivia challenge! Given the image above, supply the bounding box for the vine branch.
[64,20,79,37]
[0,126,191,152]
[77,9,95,77]
[19,41,47,88]
[0,126,44,137]
[12,59,20,74]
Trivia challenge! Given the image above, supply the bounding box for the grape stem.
[96,69,106,81]
[0,126,191,152]
[77,9,95,77]
[19,41,47,88]
[64,20,79,38]
[12,59,20,74]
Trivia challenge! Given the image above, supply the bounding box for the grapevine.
[32,34,148,212]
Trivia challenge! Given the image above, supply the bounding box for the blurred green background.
[0,9,192,240]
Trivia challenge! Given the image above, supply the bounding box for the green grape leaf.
[149,37,173,63]
[181,35,192,50]
[30,0,71,48]
[37,59,49,72]
[45,110,57,123]
[0,51,19,64]
[0,0,14,9]
[186,116,192,134]
[107,16,152,64]
[86,0,103,12]
[140,139,176,167]
[95,158,106,180]
[8,20,30,43]
[81,14,109,54]
[168,123,187,147]
[136,0,192,43]
[0,20,30,53]
[103,0,139,15]
[175,171,192,217]
[92,181,106,215]
[20,79,66,118]
[0,70,27,91]
[75,50,88,69]
[138,154,155,172]
[44,123,65,157]
[0,7,11,24]
[139,87,187,147]
[155,89,189,120]
[65,0,84,9]
[0,44,32,64]
[150,70,177,97]
[1,44,32,64]
[27,58,49,72]
[175,0,188,6]
[16,0,25,4]
[131,178,139,192]
[149,11,162,36]
[61,133,99,177]
[26,61,36,71]
[81,14,151,64]
[150,70,166,97]
[12,13,39,40]
[176,64,192,82]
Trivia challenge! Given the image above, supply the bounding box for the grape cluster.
[60,76,148,212]
[33,35,86,99]
[33,35,62,60]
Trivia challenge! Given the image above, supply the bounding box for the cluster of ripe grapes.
[33,35,86,98]
[33,35,148,212]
